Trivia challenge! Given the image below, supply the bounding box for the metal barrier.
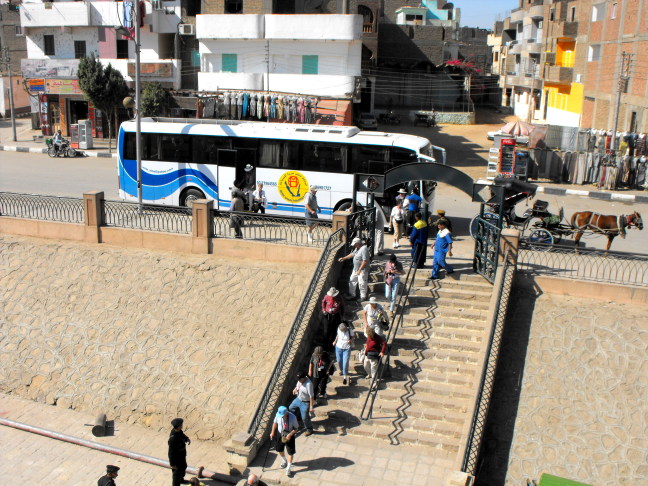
[461,252,516,475]
[474,216,501,283]
[246,229,345,443]
[359,245,422,424]
[212,210,333,247]
[0,192,84,224]
[103,201,193,234]
[518,243,648,287]
[347,207,376,257]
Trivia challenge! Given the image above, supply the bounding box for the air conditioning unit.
[179,23,194,35]
[152,0,163,10]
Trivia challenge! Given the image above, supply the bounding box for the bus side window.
[391,147,417,166]
[258,141,281,168]
[282,141,301,170]
[124,132,136,160]
[161,134,191,162]
[143,133,159,161]
[303,143,343,172]
[350,145,388,174]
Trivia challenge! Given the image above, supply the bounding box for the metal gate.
[473,214,501,283]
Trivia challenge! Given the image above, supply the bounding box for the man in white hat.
[243,164,256,208]
[338,237,370,301]
[321,287,345,348]
[363,296,388,337]
[304,185,321,243]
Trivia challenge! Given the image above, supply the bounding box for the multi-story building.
[0,1,30,117]
[20,0,182,135]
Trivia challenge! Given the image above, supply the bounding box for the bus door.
[236,148,257,205]
[217,149,237,209]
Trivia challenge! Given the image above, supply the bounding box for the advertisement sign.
[127,62,173,77]
[45,79,82,95]
[28,79,45,92]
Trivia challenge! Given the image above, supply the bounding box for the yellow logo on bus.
[278,171,309,203]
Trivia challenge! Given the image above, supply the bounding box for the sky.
[455,0,520,30]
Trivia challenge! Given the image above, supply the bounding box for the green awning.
[538,473,593,486]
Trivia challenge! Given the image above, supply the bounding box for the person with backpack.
[384,254,405,315]
[363,326,387,383]
[362,296,388,337]
[332,321,355,385]
[308,346,334,399]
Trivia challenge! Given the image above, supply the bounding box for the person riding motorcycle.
[52,130,63,154]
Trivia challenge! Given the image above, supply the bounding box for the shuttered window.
[302,55,318,74]
[222,54,237,73]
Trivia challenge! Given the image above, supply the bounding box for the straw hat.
[327,287,339,297]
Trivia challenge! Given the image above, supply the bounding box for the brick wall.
[0,5,28,74]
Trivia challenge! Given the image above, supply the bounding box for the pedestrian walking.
[389,200,405,248]
[374,201,386,256]
[304,185,320,243]
[308,346,334,399]
[270,406,299,478]
[429,209,452,236]
[405,189,422,235]
[333,321,355,385]
[395,187,407,206]
[230,183,245,239]
[288,371,315,436]
[98,465,120,486]
[384,254,405,315]
[338,237,370,301]
[363,296,389,337]
[321,287,344,350]
[168,418,191,486]
[236,473,268,486]
[243,164,256,208]
[409,212,429,268]
[430,220,454,280]
[252,183,267,213]
[363,326,386,383]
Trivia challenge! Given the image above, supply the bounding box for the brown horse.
[570,211,643,251]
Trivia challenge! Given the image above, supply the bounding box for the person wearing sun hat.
[270,405,299,477]
[338,237,370,301]
[429,208,452,235]
[321,287,345,349]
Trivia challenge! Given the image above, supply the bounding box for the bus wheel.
[337,201,362,212]
[181,188,205,207]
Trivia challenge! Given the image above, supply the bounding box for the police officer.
[429,209,453,236]
[168,418,191,486]
[98,465,119,486]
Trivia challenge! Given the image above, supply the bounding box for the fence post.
[83,191,104,244]
[191,199,213,254]
[500,228,520,264]
[332,210,351,242]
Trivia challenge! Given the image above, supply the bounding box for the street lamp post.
[134,3,143,213]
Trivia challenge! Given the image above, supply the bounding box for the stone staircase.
[312,258,493,468]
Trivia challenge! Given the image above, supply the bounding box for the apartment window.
[570,6,576,22]
[610,2,617,19]
[116,39,129,59]
[549,8,555,21]
[74,41,86,59]
[222,53,237,72]
[302,55,318,74]
[224,0,242,13]
[44,35,55,56]
[592,3,606,22]
[494,52,499,62]
[15,26,24,36]
[588,44,601,62]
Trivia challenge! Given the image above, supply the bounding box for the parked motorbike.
[378,111,401,125]
[46,138,77,158]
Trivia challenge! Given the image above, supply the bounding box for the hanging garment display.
[250,94,257,118]
[286,97,293,122]
[291,97,298,122]
[297,97,305,123]
[256,95,263,120]
[277,96,285,119]
[203,98,215,118]
[270,95,277,119]
[304,98,312,123]
[242,92,250,118]
[263,95,270,119]
[223,92,231,119]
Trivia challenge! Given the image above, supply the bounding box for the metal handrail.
[212,210,333,247]
[346,207,376,256]
[461,252,515,475]
[518,243,648,287]
[359,245,423,421]
[0,192,84,224]
[246,228,345,443]
[103,201,193,234]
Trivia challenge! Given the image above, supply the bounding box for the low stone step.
[412,272,490,286]
[411,286,492,302]
[392,338,482,357]
[390,360,479,380]
[405,306,487,321]
[407,295,490,311]
[379,385,474,406]
[398,325,484,343]
[377,394,469,416]
[341,423,462,454]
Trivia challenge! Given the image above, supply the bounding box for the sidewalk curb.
[537,185,648,204]
[0,144,118,159]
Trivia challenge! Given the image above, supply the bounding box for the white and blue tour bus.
[117,118,437,218]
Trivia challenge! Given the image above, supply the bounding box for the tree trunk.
[107,110,113,153]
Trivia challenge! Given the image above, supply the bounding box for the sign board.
[127,62,173,77]
[28,79,45,92]
[45,79,82,95]
[356,174,385,195]
[498,138,517,177]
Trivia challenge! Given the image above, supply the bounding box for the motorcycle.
[46,138,77,158]
[378,111,401,125]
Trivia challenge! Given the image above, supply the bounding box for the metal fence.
[246,228,345,443]
[462,253,516,475]
[518,243,648,287]
[103,201,193,234]
[346,207,376,256]
[212,210,333,247]
[0,192,84,224]
[474,216,501,283]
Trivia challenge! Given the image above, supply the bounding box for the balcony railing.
[363,22,375,33]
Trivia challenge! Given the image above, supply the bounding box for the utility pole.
[1,47,17,142]
[527,58,537,123]
[134,2,143,213]
[610,51,632,152]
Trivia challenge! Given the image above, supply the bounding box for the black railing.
[212,210,333,247]
[347,207,376,257]
[462,252,515,475]
[246,229,345,443]
[474,216,501,283]
[103,201,193,234]
[360,245,422,423]
[0,192,84,224]
[518,243,648,287]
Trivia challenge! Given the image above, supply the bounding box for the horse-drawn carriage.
[471,178,643,251]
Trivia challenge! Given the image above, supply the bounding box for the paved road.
[1,151,647,253]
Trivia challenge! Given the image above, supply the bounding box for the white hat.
[351,237,362,246]
[310,185,318,192]
[327,287,339,297]
[398,188,407,194]
[369,296,378,304]
[244,164,253,172]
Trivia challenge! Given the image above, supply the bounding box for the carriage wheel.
[528,228,554,250]
[470,212,500,240]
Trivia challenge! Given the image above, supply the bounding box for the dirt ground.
[381,108,517,180]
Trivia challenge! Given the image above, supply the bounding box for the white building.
[19,0,182,136]
[196,14,362,99]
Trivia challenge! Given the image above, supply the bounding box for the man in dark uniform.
[429,209,452,236]
[98,465,119,486]
[168,417,192,486]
